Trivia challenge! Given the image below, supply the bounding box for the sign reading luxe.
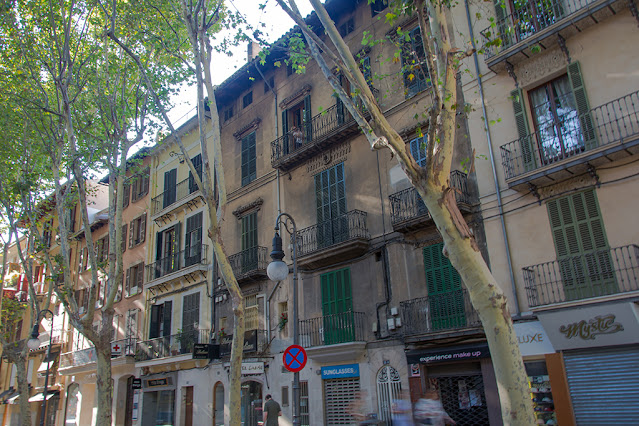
[321,364,359,379]
[559,314,624,340]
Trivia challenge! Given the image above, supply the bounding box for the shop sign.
[192,343,220,360]
[321,364,359,379]
[243,330,258,352]
[131,378,142,390]
[241,362,264,375]
[538,302,639,351]
[146,378,169,387]
[514,321,555,356]
[405,343,490,365]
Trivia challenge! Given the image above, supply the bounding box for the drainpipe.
[464,0,520,315]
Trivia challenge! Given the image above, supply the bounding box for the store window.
[241,381,262,426]
[525,361,557,425]
[64,383,80,426]
[213,382,225,426]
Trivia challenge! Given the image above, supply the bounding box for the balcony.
[299,312,366,362]
[524,244,639,308]
[270,103,362,171]
[151,176,202,219]
[481,0,626,70]
[389,171,472,232]
[135,329,210,362]
[145,244,209,288]
[501,91,639,191]
[296,210,370,270]
[229,246,268,283]
[218,329,267,357]
[59,338,135,374]
[400,289,482,340]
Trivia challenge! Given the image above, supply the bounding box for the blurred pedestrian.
[392,389,414,426]
[348,390,367,425]
[414,390,455,425]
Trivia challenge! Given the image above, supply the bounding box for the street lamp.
[267,213,300,426]
[27,309,54,426]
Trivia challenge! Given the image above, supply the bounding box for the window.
[240,212,257,272]
[149,301,172,339]
[300,381,309,426]
[155,223,180,278]
[286,62,294,76]
[547,189,616,300]
[122,182,130,209]
[282,386,289,407]
[244,295,258,331]
[130,168,150,202]
[163,168,177,208]
[96,236,109,264]
[67,206,76,233]
[241,132,256,186]
[371,0,386,17]
[121,224,127,254]
[264,76,274,94]
[42,219,53,248]
[96,280,105,308]
[78,247,87,273]
[185,212,203,266]
[401,27,430,98]
[361,56,373,87]
[282,95,311,154]
[181,292,200,343]
[423,242,465,330]
[188,154,203,194]
[242,91,253,108]
[128,213,146,248]
[126,263,144,296]
[223,106,234,122]
[339,18,355,37]
[315,163,347,248]
[410,136,428,167]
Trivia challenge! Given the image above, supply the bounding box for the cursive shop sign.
[559,314,624,340]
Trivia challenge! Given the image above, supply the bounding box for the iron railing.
[135,329,210,362]
[146,244,208,282]
[481,0,599,59]
[295,210,369,257]
[271,104,354,163]
[299,311,366,347]
[218,329,267,356]
[389,171,471,226]
[229,246,268,278]
[500,90,639,180]
[401,289,481,336]
[59,338,135,369]
[523,244,639,308]
[151,175,201,215]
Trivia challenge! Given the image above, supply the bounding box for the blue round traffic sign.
[283,345,307,373]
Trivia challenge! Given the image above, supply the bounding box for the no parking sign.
[283,345,307,373]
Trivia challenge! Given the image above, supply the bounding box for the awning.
[0,388,14,400]
[28,391,59,403]
[6,392,20,404]
[37,360,55,373]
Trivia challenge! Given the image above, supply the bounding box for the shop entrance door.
[241,381,262,426]
[432,374,488,426]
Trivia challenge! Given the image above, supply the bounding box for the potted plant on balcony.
[278,312,288,332]
[217,327,227,342]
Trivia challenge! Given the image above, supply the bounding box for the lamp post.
[267,213,300,426]
[27,309,54,426]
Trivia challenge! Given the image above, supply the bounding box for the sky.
[167,0,314,127]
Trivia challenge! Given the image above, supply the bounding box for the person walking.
[263,394,282,426]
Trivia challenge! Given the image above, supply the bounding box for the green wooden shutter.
[241,212,258,272]
[511,88,536,172]
[315,163,347,248]
[149,305,161,339]
[241,132,256,186]
[336,74,345,124]
[567,61,598,150]
[303,94,312,142]
[321,268,354,345]
[189,154,202,193]
[163,169,177,207]
[547,189,616,300]
[493,0,509,48]
[162,301,172,337]
[423,243,465,330]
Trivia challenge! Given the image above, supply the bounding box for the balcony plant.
[278,312,288,332]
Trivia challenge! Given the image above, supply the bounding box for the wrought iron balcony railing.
[151,175,201,215]
[389,171,471,226]
[229,246,268,279]
[400,289,481,336]
[146,244,208,283]
[523,244,639,308]
[299,311,366,348]
[481,0,599,59]
[135,329,210,362]
[500,91,639,181]
[295,210,369,257]
[59,338,135,369]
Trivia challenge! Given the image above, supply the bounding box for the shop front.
[538,301,639,425]
[405,342,501,425]
[140,372,177,426]
[321,363,362,424]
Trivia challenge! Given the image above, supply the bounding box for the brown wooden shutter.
[123,183,130,209]
[137,262,145,292]
[125,267,132,296]
[139,214,147,244]
[142,169,150,197]
[129,220,135,248]
[121,224,127,253]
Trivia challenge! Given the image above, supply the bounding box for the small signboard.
[192,343,220,360]
[131,378,142,390]
[283,345,307,373]
[321,364,360,380]
[242,362,264,375]
[111,342,122,357]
